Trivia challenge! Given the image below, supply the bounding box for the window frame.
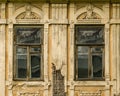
[13,24,44,81]
[75,25,105,81]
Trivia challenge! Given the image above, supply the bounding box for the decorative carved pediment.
[16,12,40,19]
[16,4,41,19]
[77,4,101,20]
[77,12,101,20]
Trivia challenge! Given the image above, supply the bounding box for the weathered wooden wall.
[0,2,119,96]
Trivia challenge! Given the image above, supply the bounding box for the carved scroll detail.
[52,63,66,96]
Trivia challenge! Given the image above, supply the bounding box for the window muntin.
[75,25,104,80]
[14,25,43,80]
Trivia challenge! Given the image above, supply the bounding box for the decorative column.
[0,3,6,96]
[111,3,120,96]
[69,3,75,96]
[111,4,117,96]
[43,3,49,96]
[7,3,14,96]
[104,3,111,96]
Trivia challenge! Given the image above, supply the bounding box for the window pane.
[16,47,27,78]
[30,55,41,78]
[77,46,88,78]
[92,47,103,53]
[76,26,104,44]
[30,47,40,52]
[92,55,102,77]
[15,27,41,44]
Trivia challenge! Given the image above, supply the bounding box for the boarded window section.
[14,25,43,80]
[75,25,104,80]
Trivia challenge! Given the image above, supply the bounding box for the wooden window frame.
[13,24,44,81]
[75,25,105,81]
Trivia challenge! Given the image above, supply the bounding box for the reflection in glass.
[76,26,104,44]
[92,55,102,77]
[16,27,41,44]
[92,47,102,53]
[31,47,40,52]
[30,55,40,78]
[78,46,88,78]
[16,47,27,78]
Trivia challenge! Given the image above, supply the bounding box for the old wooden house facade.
[0,0,120,96]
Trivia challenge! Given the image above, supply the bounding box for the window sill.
[13,78,44,81]
[75,78,105,81]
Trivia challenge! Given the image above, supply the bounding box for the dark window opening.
[75,25,105,80]
[14,25,43,80]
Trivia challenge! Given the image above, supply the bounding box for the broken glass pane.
[16,47,27,78]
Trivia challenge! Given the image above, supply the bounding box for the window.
[75,25,104,80]
[14,25,43,80]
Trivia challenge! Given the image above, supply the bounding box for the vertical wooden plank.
[43,3,49,96]
[116,24,120,95]
[111,24,117,95]
[7,3,13,96]
[69,3,75,96]
[117,4,119,19]
[0,25,5,96]
[112,4,117,19]
[0,3,6,96]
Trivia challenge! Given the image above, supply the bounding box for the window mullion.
[14,45,17,78]
[76,46,78,80]
[102,48,105,78]
[88,47,92,79]
[27,46,30,80]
